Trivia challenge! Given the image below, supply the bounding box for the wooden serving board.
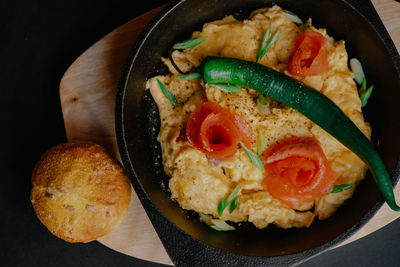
[59,1,400,265]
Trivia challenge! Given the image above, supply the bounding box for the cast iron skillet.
[116,0,400,265]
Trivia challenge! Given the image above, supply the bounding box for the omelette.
[148,5,371,229]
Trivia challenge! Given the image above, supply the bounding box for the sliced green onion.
[350,58,374,106]
[225,186,240,207]
[331,184,353,194]
[172,37,207,50]
[258,94,264,104]
[156,79,178,105]
[260,29,280,59]
[257,28,281,62]
[218,185,240,216]
[199,213,236,231]
[208,83,242,93]
[357,76,373,107]
[240,141,265,173]
[257,130,265,155]
[175,72,201,80]
[229,196,238,213]
[361,77,367,91]
[283,10,303,25]
[256,26,271,62]
[218,198,225,216]
[199,212,213,225]
[354,72,364,84]
[350,58,365,85]
[210,219,236,231]
[360,85,373,107]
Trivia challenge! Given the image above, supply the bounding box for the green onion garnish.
[354,72,364,85]
[172,37,207,50]
[156,79,178,105]
[229,196,238,213]
[208,83,242,93]
[258,94,264,104]
[240,142,265,173]
[199,213,213,225]
[225,186,240,208]
[361,77,367,91]
[256,27,281,62]
[210,219,236,231]
[360,85,373,107]
[282,10,303,25]
[218,198,225,216]
[257,130,265,156]
[264,30,280,54]
[358,77,373,107]
[350,58,374,107]
[218,185,240,216]
[350,58,365,85]
[256,26,271,62]
[199,213,236,231]
[331,184,353,194]
[175,72,202,80]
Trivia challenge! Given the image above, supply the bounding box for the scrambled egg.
[148,6,371,228]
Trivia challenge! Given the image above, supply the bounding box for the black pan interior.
[117,0,400,258]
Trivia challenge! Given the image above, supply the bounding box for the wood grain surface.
[59,1,400,265]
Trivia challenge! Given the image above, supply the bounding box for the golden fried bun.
[31,142,131,243]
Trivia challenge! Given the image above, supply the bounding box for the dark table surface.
[1,0,400,266]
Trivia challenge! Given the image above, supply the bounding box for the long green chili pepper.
[199,56,400,211]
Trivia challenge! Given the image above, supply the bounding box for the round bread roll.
[31,142,131,243]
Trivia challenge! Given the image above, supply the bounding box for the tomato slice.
[186,102,254,160]
[287,31,329,77]
[262,137,334,209]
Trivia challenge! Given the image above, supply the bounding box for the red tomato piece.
[262,137,334,209]
[186,102,254,160]
[287,31,329,77]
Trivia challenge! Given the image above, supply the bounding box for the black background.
[1,0,399,266]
